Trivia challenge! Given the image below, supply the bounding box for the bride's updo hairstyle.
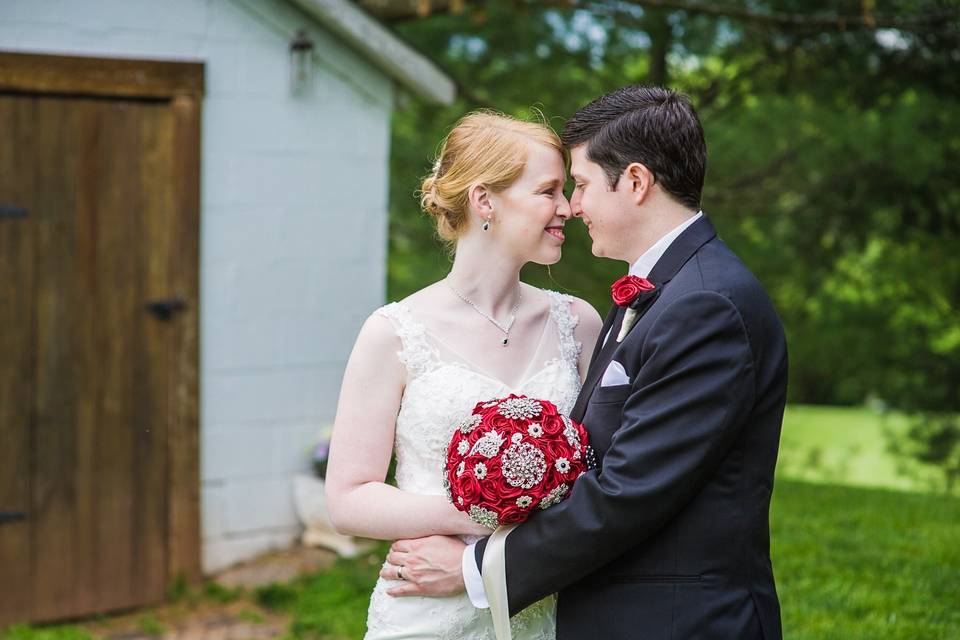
[420,110,563,241]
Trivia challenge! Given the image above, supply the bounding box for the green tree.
[377,0,960,484]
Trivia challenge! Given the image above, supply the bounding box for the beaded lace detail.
[379,300,442,380]
[365,290,582,640]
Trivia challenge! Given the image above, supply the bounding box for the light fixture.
[289,29,315,96]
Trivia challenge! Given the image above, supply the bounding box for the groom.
[386,85,787,639]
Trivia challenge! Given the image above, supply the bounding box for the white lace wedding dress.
[365,290,583,640]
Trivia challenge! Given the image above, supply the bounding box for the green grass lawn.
[777,404,944,492]
[252,551,388,640]
[771,480,960,639]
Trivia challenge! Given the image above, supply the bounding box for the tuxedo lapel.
[571,307,625,422]
[589,303,619,367]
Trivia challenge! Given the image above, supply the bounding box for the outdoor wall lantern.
[290,29,315,96]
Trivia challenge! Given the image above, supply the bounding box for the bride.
[324,111,602,639]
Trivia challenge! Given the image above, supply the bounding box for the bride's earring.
[482,215,491,232]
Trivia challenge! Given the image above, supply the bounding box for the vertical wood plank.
[30,95,80,621]
[167,93,202,585]
[134,101,175,602]
[0,95,36,626]
[72,97,103,617]
[91,98,140,611]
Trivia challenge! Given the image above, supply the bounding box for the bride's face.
[491,142,572,266]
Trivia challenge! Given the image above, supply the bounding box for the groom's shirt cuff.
[462,542,490,609]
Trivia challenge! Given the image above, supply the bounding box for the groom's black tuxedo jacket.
[475,215,787,639]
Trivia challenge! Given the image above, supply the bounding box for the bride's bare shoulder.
[352,309,400,353]
[567,296,603,329]
[388,281,452,316]
[570,297,604,346]
[537,288,603,341]
[533,286,601,321]
[354,281,445,343]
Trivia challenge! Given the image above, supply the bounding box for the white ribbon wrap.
[481,523,519,640]
[616,307,639,342]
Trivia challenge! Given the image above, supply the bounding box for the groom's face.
[568,145,634,261]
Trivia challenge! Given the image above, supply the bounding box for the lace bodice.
[377,291,582,497]
[364,289,582,640]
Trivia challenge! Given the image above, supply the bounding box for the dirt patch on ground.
[74,545,338,640]
[213,546,336,590]
[90,601,288,640]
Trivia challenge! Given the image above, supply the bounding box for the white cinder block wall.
[1,0,392,572]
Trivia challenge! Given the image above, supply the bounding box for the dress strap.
[376,301,440,380]
[545,291,582,371]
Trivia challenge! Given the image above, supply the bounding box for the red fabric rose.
[445,394,589,529]
[540,413,565,436]
[610,274,656,307]
[456,472,482,504]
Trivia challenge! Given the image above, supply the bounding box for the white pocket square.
[600,360,630,387]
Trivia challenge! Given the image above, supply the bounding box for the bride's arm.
[570,297,604,382]
[325,313,489,540]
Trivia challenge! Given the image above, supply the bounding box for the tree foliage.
[380,0,960,485]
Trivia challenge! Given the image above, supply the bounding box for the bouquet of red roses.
[444,394,590,529]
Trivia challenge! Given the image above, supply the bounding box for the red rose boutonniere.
[611,275,657,307]
[610,275,660,342]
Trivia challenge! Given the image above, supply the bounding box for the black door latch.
[145,297,187,320]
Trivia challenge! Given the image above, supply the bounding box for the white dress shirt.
[628,211,703,279]
[462,211,704,609]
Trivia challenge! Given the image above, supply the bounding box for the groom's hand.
[383,535,466,597]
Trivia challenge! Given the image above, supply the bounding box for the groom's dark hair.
[562,85,706,210]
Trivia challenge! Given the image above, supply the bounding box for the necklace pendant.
[502,337,509,346]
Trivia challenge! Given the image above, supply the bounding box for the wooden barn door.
[0,53,202,625]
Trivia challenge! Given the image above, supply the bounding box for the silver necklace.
[445,279,522,346]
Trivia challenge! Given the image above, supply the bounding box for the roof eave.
[287,0,456,106]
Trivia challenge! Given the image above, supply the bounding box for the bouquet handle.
[482,523,519,640]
